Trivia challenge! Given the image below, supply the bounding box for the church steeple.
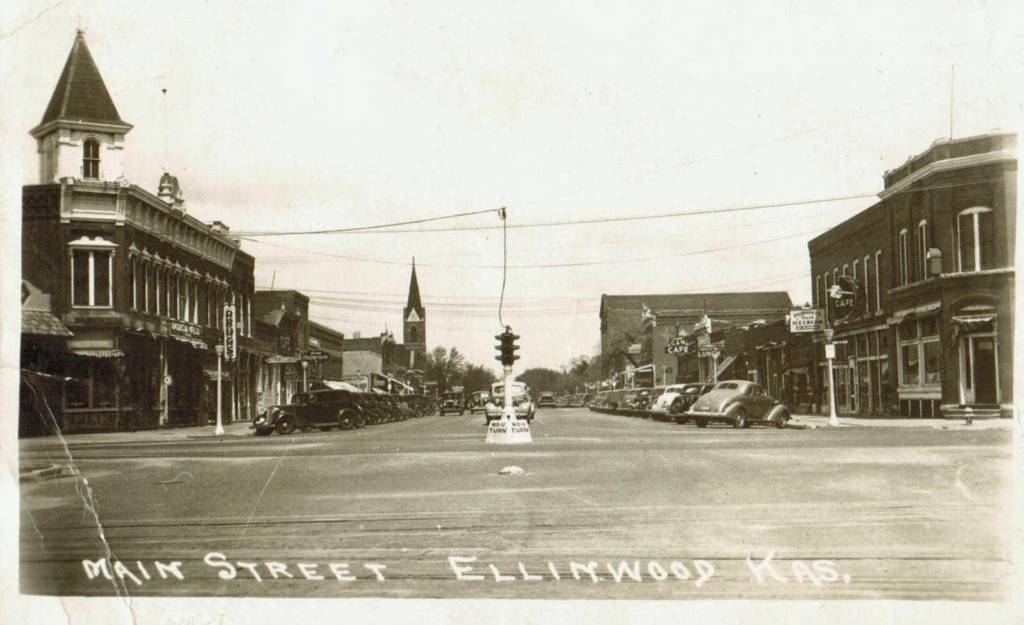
[403,258,426,355]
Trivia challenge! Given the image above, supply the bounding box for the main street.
[20,409,1012,601]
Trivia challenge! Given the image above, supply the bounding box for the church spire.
[406,257,423,313]
[403,258,425,354]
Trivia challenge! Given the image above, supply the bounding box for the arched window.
[958,207,995,272]
[409,325,419,343]
[83,138,100,179]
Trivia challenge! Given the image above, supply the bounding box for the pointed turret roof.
[405,258,423,314]
[32,31,131,136]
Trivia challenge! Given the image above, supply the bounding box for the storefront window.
[64,359,117,409]
[923,341,941,384]
[898,315,940,388]
[901,344,919,385]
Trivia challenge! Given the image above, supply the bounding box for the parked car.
[650,383,714,422]
[253,389,365,435]
[380,395,412,421]
[439,391,465,416]
[355,392,390,424]
[469,391,491,414]
[537,391,556,408]
[685,379,791,429]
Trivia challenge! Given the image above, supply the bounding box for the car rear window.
[715,382,739,390]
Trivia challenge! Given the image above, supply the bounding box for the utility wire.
[498,207,508,327]
[233,207,498,237]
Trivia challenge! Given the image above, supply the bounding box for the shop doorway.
[961,335,998,405]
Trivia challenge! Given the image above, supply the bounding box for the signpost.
[214,345,225,436]
[823,329,838,426]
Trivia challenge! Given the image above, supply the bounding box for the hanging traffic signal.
[494,326,520,366]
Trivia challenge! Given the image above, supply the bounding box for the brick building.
[809,132,1015,418]
[599,292,793,385]
[20,32,258,433]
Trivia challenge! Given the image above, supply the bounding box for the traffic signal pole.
[487,325,531,444]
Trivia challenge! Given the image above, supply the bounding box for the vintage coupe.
[685,379,791,429]
[253,389,366,435]
[650,383,714,422]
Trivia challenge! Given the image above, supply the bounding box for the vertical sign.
[224,305,237,362]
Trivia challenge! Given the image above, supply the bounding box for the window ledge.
[939,268,1014,279]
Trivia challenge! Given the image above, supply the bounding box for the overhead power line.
[233,207,499,237]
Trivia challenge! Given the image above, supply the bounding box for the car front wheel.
[775,412,789,429]
[275,415,296,435]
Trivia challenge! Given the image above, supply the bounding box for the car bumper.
[686,410,729,421]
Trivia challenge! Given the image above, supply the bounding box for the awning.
[21,309,73,337]
[70,348,124,358]
[951,314,996,334]
[787,366,809,376]
[170,335,208,351]
[888,301,941,326]
[708,354,737,382]
[203,369,231,381]
[323,380,362,392]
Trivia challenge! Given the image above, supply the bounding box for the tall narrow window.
[899,229,910,286]
[815,275,822,310]
[131,258,138,310]
[155,267,163,316]
[874,250,882,313]
[70,248,113,307]
[918,220,928,279]
[863,255,871,315]
[82,139,100,179]
[958,207,995,272]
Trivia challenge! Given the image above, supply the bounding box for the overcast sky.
[2,0,1018,374]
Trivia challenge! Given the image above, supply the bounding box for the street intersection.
[19,408,1013,601]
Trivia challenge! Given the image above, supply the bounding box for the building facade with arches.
[809,132,1015,418]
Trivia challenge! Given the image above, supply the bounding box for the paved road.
[19,408,1013,600]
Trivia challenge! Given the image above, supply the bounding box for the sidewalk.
[20,420,256,447]
[791,414,1013,430]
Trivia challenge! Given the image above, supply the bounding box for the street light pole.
[214,344,224,436]
[824,328,839,426]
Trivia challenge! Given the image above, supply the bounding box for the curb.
[20,464,76,482]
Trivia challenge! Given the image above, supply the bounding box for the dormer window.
[83,138,100,179]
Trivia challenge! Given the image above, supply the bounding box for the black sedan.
[253,389,366,435]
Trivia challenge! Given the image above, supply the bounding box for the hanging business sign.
[223,305,237,362]
[829,276,859,323]
[302,350,330,363]
[697,345,721,358]
[789,308,824,333]
[665,336,690,355]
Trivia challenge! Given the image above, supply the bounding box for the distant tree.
[516,367,565,394]
[423,346,466,395]
[462,363,498,393]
